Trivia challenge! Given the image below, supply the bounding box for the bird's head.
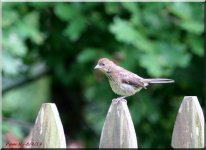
[94,58,115,74]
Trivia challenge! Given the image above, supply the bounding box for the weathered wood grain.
[99,99,138,148]
[31,103,66,148]
[171,96,204,148]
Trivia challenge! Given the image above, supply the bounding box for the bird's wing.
[120,71,146,88]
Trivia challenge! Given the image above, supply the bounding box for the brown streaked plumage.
[94,58,174,100]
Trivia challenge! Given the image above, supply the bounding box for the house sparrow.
[94,58,174,101]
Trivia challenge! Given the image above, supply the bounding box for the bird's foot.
[112,96,127,104]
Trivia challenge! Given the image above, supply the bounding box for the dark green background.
[2,2,204,148]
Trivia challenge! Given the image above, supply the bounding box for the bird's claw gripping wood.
[112,97,127,104]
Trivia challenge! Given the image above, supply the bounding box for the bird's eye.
[100,63,105,66]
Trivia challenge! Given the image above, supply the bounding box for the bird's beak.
[94,64,101,69]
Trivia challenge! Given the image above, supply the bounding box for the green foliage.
[2,2,204,148]
[3,77,50,120]
[108,2,203,77]
[3,4,45,76]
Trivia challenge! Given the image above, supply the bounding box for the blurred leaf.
[170,3,192,20]
[3,76,50,121]
[186,35,204,57]
[143,12,162,30]
[20,11,45,44]
[104,3,121,14]
[140,53,163,77]
[110,17,154,52]
[122,2,139,13]
[77,48,98,63]
[2,51,25,76]
[64,17,86,41]
[179,20,204,34]
[2,9,19,27]
[54,4,75,21]
[110,17,137,44]
[3,33,27,57]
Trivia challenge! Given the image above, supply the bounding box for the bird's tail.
[145,78,174,84]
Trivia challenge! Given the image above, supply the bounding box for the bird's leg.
[112,96,127,104]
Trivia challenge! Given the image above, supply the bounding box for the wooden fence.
[30,103,66,148]
[28,96,204,148]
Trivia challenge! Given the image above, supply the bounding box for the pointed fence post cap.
[31,103,66,148]
[99,99,138,148]
[171,96,204,148]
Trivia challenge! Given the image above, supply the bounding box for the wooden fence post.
[171,96,204,148]
[30,103,66,148]
[99,99,138,148]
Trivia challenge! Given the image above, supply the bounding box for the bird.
[94,58,174,102]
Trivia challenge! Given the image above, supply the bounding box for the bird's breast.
[108,78,141,96]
